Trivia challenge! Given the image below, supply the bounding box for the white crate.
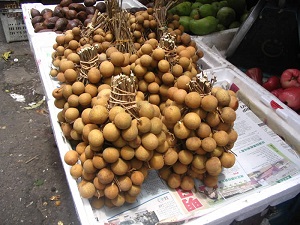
[23,6,300,225]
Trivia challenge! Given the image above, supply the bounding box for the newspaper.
[92,100,300,225]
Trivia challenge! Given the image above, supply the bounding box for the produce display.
[168,0,250,36]
[30,0,146,33]
[245,67,300,113]
[44,0,239,209]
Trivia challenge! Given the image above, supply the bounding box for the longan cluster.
[62,78,175,209]
[158,79,239,190]
[49,1,240,209]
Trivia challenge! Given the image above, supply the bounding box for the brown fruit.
[220,152,236,168]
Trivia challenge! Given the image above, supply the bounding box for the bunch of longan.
[61,71,179,209]
[158,77,239,190]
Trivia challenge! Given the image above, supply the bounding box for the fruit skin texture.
[189,16,219,36]
[271,88,285,98]
[277,87,300,111]
[280,69,300,88]
[263,76,281,92]
[245,67,263,85]
[216,7,236,27]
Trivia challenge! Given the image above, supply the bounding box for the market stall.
[15,0,300,224]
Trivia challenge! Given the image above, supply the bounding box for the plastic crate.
[0,8,27,42]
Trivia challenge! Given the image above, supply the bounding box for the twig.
[25,155,39,164]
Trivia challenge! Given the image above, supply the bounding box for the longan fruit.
[196,122,212,139]
[104,183,119,200]
[192,155,207,170]
[206,157,222,176]
[120,146,135,160]
[201,137,217,152]
[102,147,120,163]
[158,59,170,73]
[183,112,201,130]
[152,48,165,61]
[111,158,129,176]
[64,150,79,166]
[186,136,202,151]
[213,130,229,147]
[91,197,105,209]
[172,161,188,174]
[141,133,159,151]
[78,92,92,107]
[220,107,236,124]
[180,175,195,191]
[108,105,125,121]
[135,145,152,161]
[164,148,178,166]
[201,95,218,112]
[215,89,231,106]
[178,149,193,165]
[97,168,114,185]
[203,174,218,188]
[185,91,202,109]
[220,152,236,168]
[172,88,187,105]
[70,163,83,179]
[113,112,132,130]
[206,111,221,127]
[64,107,79,122]
[228,129,238,144]
[173,122,191,139]
[88,129,104,147]
[110,51,125,67]
[127,184,141,197]
[92,155,107,170]
[78,181,96,199]
[130,171,145,186]
[167,173,181,189]
[111,193,126,207]
[102,122,120,142]
[149,152,164,170]
[140,43,153,55]
[137,117,152,134]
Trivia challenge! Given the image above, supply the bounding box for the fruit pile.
[49,0,239,209]
[168,0,250,36]
[245,67,300,113]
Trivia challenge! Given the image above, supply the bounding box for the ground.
[0,41,80,225]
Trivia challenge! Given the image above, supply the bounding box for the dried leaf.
[34,179,44,186]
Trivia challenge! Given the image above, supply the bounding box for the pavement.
[0,39,80,224]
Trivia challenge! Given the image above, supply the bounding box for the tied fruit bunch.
[245,68,300,112]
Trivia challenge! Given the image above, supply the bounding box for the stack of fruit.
[48,0,239,209]
[168,0,250,36]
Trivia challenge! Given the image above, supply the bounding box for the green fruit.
[217,7,236,27]
[190,8,200,19]
[199,4,217,18]
[217,23,226,31]
[179,16,192,32]
[211,2,221,12]
[189,16,219,35]
[196,0,214,4]
[229,21,241,28]
[240,11,249,23]
[192,2,203,9]
[173,1,192,16]
[219,1,228,8]
[226,0,246,16]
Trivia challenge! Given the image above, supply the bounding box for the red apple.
[263,76,281,92]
